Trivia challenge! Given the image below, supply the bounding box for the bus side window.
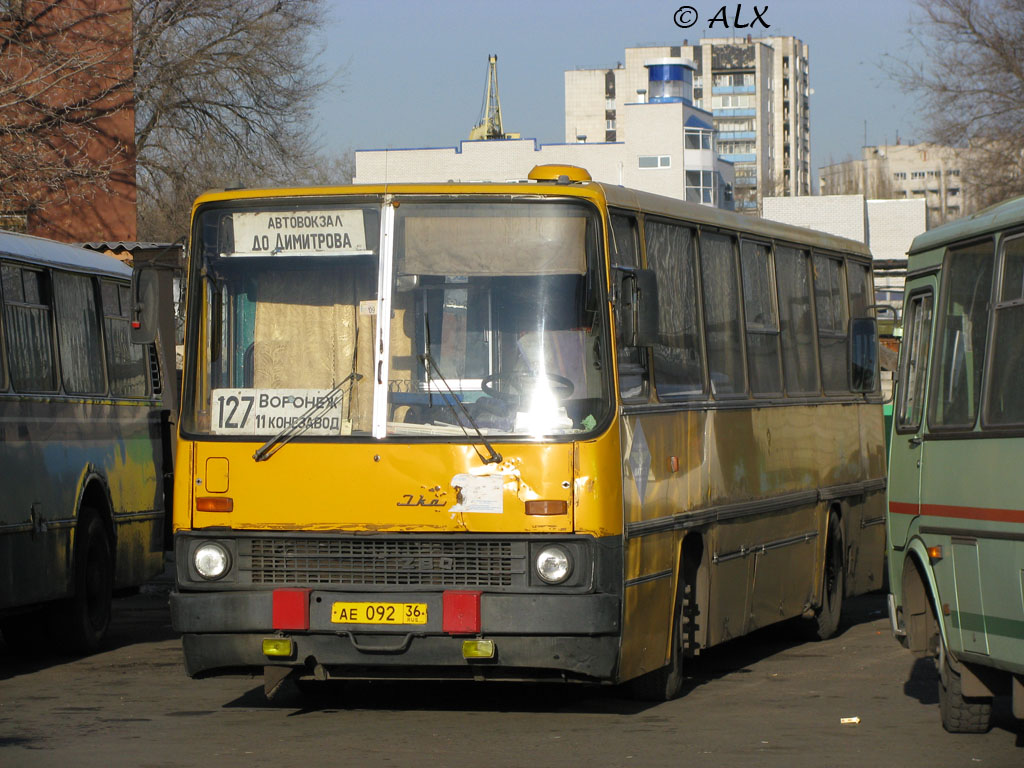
[775,246,820,395]
[53,272,105,395]
[847,261,872,318]
[897,291,933,430]
[610,213,647,399]
[984,233,1024,425]
[645,219,704,397]
[740,240,782,396]
[101,279,150,397]
[1,263,58,392]
[700,232,746,397]
[813,254,849,393]
[930,240,994,428]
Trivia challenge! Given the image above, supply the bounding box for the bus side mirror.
[130,266,160,344]
[850,316,879,393]
[620,268,659,348]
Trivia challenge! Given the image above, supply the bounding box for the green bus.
[887,195,1024,732]
[0,231,171,654]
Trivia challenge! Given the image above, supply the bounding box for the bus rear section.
[887,197,1024,732]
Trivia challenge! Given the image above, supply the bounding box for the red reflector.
[131,321,141,329]
[272,588,311,630]
[443,590,482,635]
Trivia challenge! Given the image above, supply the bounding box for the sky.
[313,0,928,183]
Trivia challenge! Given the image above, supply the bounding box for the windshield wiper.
[419,353,502,465]
[252,372,362,462]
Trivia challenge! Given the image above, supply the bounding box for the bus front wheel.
[806,510,844,641]
[627,584,686,701]
[58,509,114,655]
[938,633,992,733]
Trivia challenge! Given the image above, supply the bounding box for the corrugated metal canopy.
[0,230,131,277]
[81,241,175,252]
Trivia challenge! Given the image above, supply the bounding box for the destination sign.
[211,388,348,436]
[230,210,369,257]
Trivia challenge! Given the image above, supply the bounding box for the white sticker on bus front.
[450,474,503,513]
[229,210,369,257]
[211,388,344,436]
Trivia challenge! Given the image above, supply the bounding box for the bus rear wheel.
[938,633,992,733]
[806,510,844,641]
[57,509,114,655]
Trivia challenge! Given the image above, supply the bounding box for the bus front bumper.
[171,589,621,681]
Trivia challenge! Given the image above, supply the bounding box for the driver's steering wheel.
[480,371,575,402]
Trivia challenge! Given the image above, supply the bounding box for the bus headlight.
[194,541,231,580]
[535,545,572,584]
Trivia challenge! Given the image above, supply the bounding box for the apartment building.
[565,35,811,214]
[820,143,974,229]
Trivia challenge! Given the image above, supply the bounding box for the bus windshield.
[184,198,611,440]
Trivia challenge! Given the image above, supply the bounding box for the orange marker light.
[926,545,943,561]
[525,500,567,516]
[196,496,234,513]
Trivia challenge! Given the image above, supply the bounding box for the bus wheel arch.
[900,546,994,731]
[75,474,116,548]
[627,533,704,701]
[807,505,844,640]
[900,552,939,658]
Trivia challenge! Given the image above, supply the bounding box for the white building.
[355,63,734,209]
[819,143,973,229]
[565,36,811,214]
[762,194,926,305]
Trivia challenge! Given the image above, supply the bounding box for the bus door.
[610,211,676,682]
[888,283,935,547]
[920,240,996,657]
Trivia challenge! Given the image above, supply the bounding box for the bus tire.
[58,509,114,655]
[807,510,843,641]
[627,584,686,701]
[938,633,992,733]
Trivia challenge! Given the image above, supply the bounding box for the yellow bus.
[147,165,886,698]
[0,231,170,654]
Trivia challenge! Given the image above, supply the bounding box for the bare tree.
[1,1,342,239]
[134,0,339,240]
[137,141,355,242]
[0,0,133,215]
[890,0,1024,208]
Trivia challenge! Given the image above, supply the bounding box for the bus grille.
[246,538,520,588]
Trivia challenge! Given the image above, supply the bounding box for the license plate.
[331,601,428,625]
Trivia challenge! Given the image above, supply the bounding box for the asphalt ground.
[1,573,1021,768]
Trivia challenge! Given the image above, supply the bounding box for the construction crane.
[469,54,519,140]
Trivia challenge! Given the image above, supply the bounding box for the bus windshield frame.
[181,195,614,444]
